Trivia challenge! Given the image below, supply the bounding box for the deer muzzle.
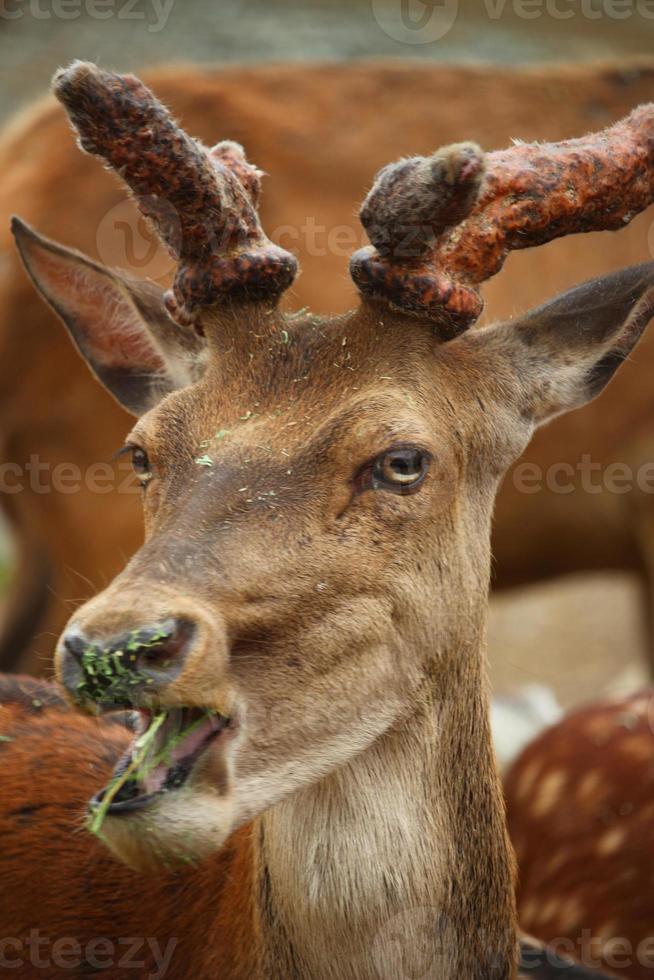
[55,590,238,845]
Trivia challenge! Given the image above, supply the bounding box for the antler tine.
[351,105,654,337]
[52,61,298,328]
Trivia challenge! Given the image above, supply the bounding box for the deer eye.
[130,447,152,485]
[368,446,431,494]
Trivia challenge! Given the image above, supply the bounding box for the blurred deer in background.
[4,61,654,674]
[506,691,654,980]
[0,62,653,979]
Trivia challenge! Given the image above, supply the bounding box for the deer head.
[12,62,654,915]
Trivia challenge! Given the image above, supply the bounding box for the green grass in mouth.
[88,711,167,838]
[87,708,219,839]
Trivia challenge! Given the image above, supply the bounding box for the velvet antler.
[350,106,654,336]
[52,61,297,327]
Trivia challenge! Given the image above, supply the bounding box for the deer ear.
[493,263,654,426]
[11,217,205,416]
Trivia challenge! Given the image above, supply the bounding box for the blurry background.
[3,0,654,120]
[2,0,654,732]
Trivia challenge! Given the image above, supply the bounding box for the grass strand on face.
[87,711,167,837]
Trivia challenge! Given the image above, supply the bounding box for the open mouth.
[88,707,230,835]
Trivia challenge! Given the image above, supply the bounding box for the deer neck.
[253,631,517,980]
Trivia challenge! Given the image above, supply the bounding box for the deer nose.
[59,618,196,709]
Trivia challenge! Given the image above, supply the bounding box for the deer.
[505,690,654,980]
[1,60,653,979]
[4,59,654,677]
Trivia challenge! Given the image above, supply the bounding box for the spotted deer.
[505,691,654,980]
[1,62,652,979]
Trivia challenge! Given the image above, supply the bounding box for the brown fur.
[0,678,258,979]
[54,299,521,977]
[1,66,654,979]
[0,681,613,979]
[5,60,654,672]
